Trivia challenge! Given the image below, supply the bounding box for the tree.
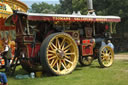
[58,0,72,14]
[72,0,88,14]
[58,0,88,14]
[93,0,128,17]
[29,2,57,13]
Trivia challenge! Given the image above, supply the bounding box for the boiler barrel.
[95,38,104,48]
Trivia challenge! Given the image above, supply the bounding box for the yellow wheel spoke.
[108,55,112,60]
[62,44,65,50]
[63,60,67,66]
[103,61,106,65]
[56,37,59,48]
[65,59,73,65]
[51,42,57,49]
[61,38,65,48]
[57,62,59,71]
[57,38,61,49]
[50,59,55,66]
[64,49,70,53]
[108,51,111,55]
[61,62,67,70]
[51,58,58,67]
[49,44,54,50]
[63,44,72,50]
[103,60,109,64]
[101,58,106,61]
[106,58,111,61]
[65,53,75,55]
[106,50,108,54]
[48,54,54,56]
[65,55,70,59]
[101,54,105,57]
[57,60,61,72]
[109,55,112,58]
[105,61,109,64]
[48,50,56,54]
[48,56,57,60]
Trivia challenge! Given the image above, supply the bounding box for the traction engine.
[4,0,120,76]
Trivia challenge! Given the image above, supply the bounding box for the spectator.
[0,35,4,55]
[0,72,8,85]
[2,39,12,73]
[0,36,4,68]
[101,39,106,47]
[107,40,114,50]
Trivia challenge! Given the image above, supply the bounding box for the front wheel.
[79,56,93,66]
[40,33,79,76]
[98,45,114,68]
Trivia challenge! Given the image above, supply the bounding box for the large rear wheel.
[40,33,79,76]
[98,45,114,68]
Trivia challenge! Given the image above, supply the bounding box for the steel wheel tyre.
[40,33,79,76]
[98,45,114,68]
[79,56,93,66]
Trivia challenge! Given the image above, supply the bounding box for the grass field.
[115,52,128,55]
[1,60,128,85]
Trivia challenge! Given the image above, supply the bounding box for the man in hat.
[107,40,114,50]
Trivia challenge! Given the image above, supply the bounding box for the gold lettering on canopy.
[52,17,116,22]
[96,18,107,22]
[74,18,93,21]
[53,17,71,20]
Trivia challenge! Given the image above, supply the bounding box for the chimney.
[87,0,96,16]
[87,0,93,10]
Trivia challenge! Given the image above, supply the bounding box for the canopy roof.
[5,11,121,26]
[19,12,121,22]
[27,13,121,22]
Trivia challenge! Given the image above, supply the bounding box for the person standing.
[0,35,4,68]
[101,39,106,47]
[2,39,12,73]
[107,40,114,50]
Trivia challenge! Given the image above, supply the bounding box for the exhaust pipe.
[87,0,96,16]
[87,0,93,10]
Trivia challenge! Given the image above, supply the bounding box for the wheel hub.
[104,54,109,59]
[56,49,65,59]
